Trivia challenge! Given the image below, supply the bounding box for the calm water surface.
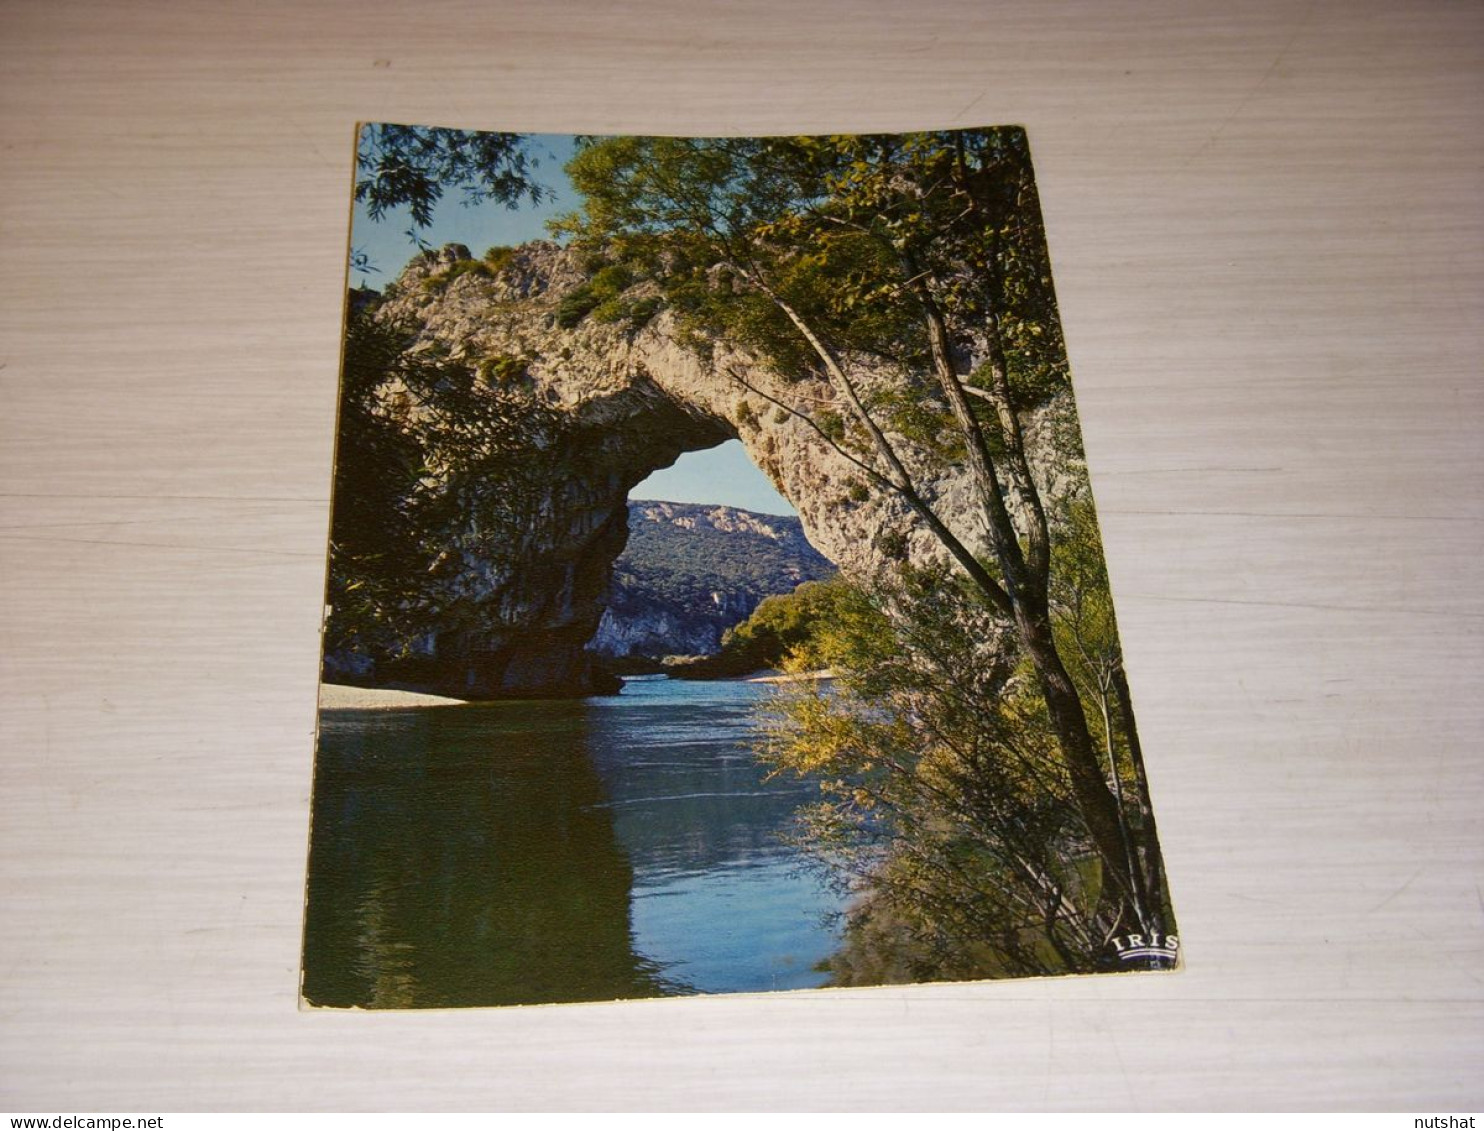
[301,677,844,1008]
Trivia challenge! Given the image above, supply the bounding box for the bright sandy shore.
[317,683,471,710]
[740,668,834,684]
[317,669,834,709]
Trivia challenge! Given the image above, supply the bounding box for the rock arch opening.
[588,440,837,674]
[323,243,905,699]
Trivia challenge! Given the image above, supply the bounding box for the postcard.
[301,125,1178,1008]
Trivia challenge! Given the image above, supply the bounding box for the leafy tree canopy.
[667,578,841,679]
[554,130,1068,409]
[551,129,1166,945]
[762,568,1087,980]
[355,124,548,234]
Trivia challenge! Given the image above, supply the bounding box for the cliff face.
[324,242,1053,698]
[590,501,835,660]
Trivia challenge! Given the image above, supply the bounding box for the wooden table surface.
[2,0,1480,1112]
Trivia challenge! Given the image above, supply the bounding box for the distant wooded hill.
[588,500,835,660]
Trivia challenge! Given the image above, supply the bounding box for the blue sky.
[349,134,580,288]
[348,130,795,517]
[629,442,792,514]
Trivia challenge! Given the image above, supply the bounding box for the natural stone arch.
[325,243,989,698]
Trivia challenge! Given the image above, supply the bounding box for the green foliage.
[351,124,1168,967]
[668,580,839,678]
[585,264,636,317]
[730,581,838,656]
[873,529,909,560]
[476,354,530,386]
[547,128,1162,940]
[762,568,1115,982]
[355,124,546,231]
[550,260,663,333]
[813,409,846,444]
[616,294,663,331]
[555,137,845,377]
[553,128,1071,493]
[1048,494,1145,797]
[875,385,964,465]
[618,509,812,602]
[554,283,601,328]
[420,257,494,293]
[603,503,835,665]
[482,245,518,272]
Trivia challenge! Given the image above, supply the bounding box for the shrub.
[482,245,517,272]
[554,283,600,328]
[421,257,493,293]
[477,354,531,386]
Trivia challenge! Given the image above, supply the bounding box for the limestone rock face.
[589,501,836,660]
[325,243,1056,698]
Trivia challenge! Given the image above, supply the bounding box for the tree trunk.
[915,285,1136,917]
[1114,665,1168,932]
[1013,597,1136,912]
[758,253,1139,932]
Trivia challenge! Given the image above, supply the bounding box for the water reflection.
[301,679,841,1009]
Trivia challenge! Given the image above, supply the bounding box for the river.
[300,676,846,1008]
